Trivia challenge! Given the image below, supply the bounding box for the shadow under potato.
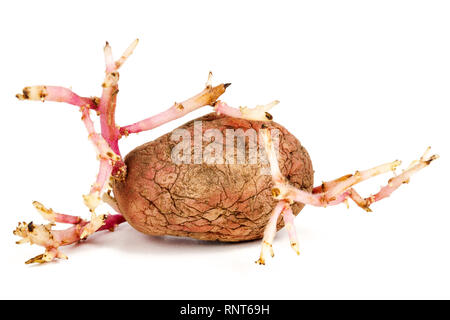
[64,224,259,258]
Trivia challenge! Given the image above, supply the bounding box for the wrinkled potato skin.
[113,113,313,242]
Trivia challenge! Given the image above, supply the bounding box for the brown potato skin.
[113,113,314,242]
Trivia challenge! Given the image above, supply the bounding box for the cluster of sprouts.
[257,129,438,264]
[14,40,278,264]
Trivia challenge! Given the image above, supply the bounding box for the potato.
[113,113,314,241]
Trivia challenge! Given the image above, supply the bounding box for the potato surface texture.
[113,113,313,241]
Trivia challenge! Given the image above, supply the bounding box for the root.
[256,201,288,265]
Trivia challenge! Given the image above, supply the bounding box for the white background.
[1,0,449,299]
